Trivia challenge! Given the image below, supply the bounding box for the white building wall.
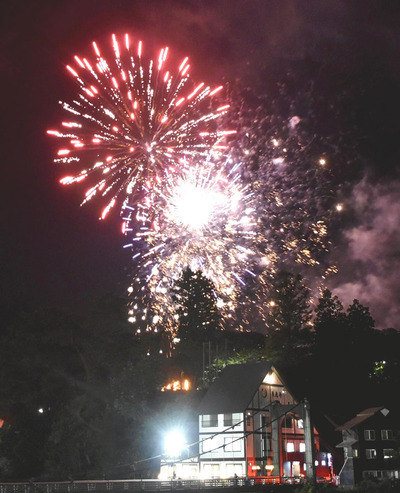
[199,412,246,477]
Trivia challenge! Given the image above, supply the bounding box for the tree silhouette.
[264,271,312,362]
[171,268,222,378]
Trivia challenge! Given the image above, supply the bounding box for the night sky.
[1,0,400,328]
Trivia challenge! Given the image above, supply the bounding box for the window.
[203,463,220,478]
[224,413,241,427]
[321,460,326,466]
[282,416,293,429]
[202,414,218,427]
[315,460,319,466]
[224,437,241,452]
[354,449,359,458]
[383,449,395,459]
[299,442,306,452]
[297,419,304,429]
[366,449,377,459]
[261,415,269,429]
[286,442,295,452]
[364,429,376,441]
[381,429,393,440]
[262,438,271,455]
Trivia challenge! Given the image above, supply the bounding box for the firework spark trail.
[219,89,344,331]
[47,34,235,220]
[123,157,274,337]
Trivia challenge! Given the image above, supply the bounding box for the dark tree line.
[0,297,164,480]
[170,268,400,424]
[0,269,399,480]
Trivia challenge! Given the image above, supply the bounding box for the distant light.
[336,203,343,212]
[319,158,326,166]
[38,408,44,414]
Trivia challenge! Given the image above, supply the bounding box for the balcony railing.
[0,477,307,493]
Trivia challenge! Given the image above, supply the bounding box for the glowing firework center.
[168,174,228,232]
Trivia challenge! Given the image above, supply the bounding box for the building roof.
[198,361,273,415]
[336,407,386,431]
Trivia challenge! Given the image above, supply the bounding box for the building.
[196,362,332,482]
[337,407,400,487]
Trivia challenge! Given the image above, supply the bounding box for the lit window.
[384,449,394,459]
[286,442,295,452]
[299,442,305,452]
[202,414,218,427]
[315,460,319,466]
[297,419,304,429]
[364,430,376,441]
[354,449,359,458]
[366,449,377,459]
[381,430,393,440]
[321,460,326,466]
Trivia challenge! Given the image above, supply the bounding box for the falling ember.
[123,158,263,336]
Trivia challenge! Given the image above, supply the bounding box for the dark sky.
[1,0,400,327]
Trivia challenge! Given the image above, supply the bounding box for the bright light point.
[164,430,186,458]
[57,149,70,156]
[319,158,326,165]
[169,179,224,231]
[38,408,44,414]
[127,286,133,293]
[336,203,343,212]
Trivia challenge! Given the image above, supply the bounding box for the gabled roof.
[336,407,386,431]
[198,361,273,415]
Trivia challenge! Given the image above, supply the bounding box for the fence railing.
[0,477,305,493]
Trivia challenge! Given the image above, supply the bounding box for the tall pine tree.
[171,268,222,379]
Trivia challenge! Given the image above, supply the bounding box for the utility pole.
[303,398,316,483]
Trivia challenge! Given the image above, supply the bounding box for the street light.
[164,429,186,458]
